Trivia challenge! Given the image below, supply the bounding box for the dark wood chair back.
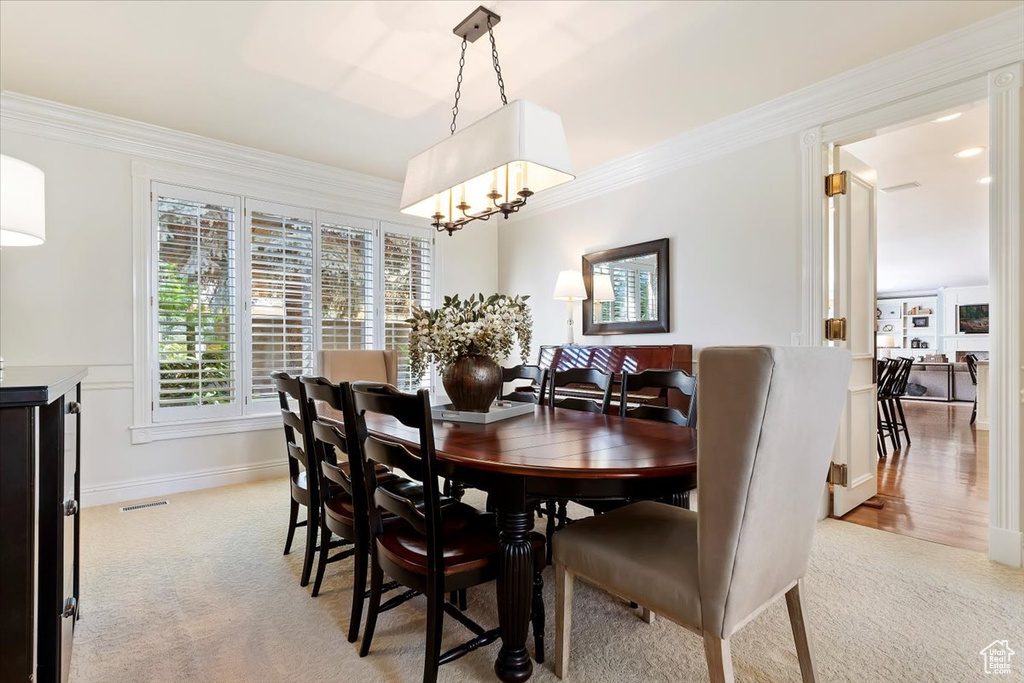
[547,367,613,414]
[965,354,979,385]
[302,377,364,509]
[890,357,914,397]
[271,371,313,486]
[876,359,898,399]
[501,364,547,404]
[620,369,697,427]
[350,382,445,576]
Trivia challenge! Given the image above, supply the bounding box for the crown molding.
[0,91,403,213]
[528,6,1024,215]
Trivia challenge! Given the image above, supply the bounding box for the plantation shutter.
[319,213,376,352]
[247,200,315,403]
[152,183,240,421]
[381,224,434,391]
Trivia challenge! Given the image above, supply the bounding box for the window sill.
[131,413,280,444]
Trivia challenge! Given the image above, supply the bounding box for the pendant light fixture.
[400,6,574,236]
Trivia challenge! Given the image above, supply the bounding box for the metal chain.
[450,36,467,135]
[488,18,508,106]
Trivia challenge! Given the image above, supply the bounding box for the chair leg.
[876,404,888,457]
[785,581,818,683]
[300,503,318,587]
[423,583,445,683]
[895,397,910,444]
[283,498,299,555]
[458,588,468,612]
[545,500,556,565]
[702,634,734,683]
[880,399,899,451]
[347,536,368,643]
[886,399,901,450]
[359,555,384,657]
[532,560,546,664]
[310,522,331,597]
[971,397,978,425]
[554,563,573,679]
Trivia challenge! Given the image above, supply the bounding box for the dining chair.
[302,376,428,639]
[965,354,979,425]
[620,368,698,507]
[271,371,320,588]
[501,364,548,404]
[540,367,615,559]
[552,346,851,682]
[351,381,547,683]
[875,359,899,455]
[547,367,613,414]
[321,349,398,385]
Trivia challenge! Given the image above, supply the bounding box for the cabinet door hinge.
[827,462,848,487]
[824,317,847,341]
[825,171,848,197]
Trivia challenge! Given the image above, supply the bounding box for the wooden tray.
[431,400,535,424]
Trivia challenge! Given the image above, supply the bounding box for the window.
[147,182,434,425]
[382,225,433,390]
[320,214,375,352]
[153,184,240,422]
[247,202,315,403]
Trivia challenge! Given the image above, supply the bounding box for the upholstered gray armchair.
[552,346,851,682]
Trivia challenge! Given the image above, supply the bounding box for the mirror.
[582,238,670,335]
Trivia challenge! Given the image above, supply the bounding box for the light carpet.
[71,480,1023,683]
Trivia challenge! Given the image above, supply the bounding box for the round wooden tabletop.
[322,404,697,480]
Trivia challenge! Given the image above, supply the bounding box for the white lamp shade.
[876,334,896,348]
[400,99,574,222]
[592,274,615,302]
[553,270,587,301]
[0,155,46,246]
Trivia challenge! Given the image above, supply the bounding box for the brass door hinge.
[824,317,847,341]
[828,463,848,487]
[825,171,848,197]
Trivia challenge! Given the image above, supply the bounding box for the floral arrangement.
[407,293,533,384]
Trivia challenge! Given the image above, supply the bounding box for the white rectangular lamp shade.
[553,270,587,300]
[592,274,615,302]
[401,99,574,222]
[0,155,46,246]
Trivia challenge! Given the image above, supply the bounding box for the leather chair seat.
[378,502,544,576]
[553,500,701,629]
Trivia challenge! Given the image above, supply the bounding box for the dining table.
[322,402,697,682]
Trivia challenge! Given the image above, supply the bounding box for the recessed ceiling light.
[978,177,993,185]
[932,112,962,123]
[954,147,985,158]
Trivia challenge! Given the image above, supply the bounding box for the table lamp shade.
[400,100,574,223]
[553,270,587,301]
[592,274,615,302]
[876,334,896,348]
[1,155,46,246]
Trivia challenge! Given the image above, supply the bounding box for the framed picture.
[912,316,929,327]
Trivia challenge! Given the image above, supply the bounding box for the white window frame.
[131,163,439,444]
[150,182,244,423]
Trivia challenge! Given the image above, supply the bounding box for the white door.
[829,148,879,517]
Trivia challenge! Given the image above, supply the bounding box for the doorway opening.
[834,103,990,552]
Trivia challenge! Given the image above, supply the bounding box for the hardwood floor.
[840,400,988,552]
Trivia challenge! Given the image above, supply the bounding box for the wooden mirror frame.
[582,238,670,335]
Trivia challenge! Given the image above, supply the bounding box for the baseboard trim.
[988,526,1023,568]
[81,459,287,508]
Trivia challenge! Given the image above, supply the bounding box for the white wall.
[0,128,496,506]
[498,135,803,359]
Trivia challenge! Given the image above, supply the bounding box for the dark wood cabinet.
[1,366,86,683]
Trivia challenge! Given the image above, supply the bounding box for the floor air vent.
[120,500,169,512]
